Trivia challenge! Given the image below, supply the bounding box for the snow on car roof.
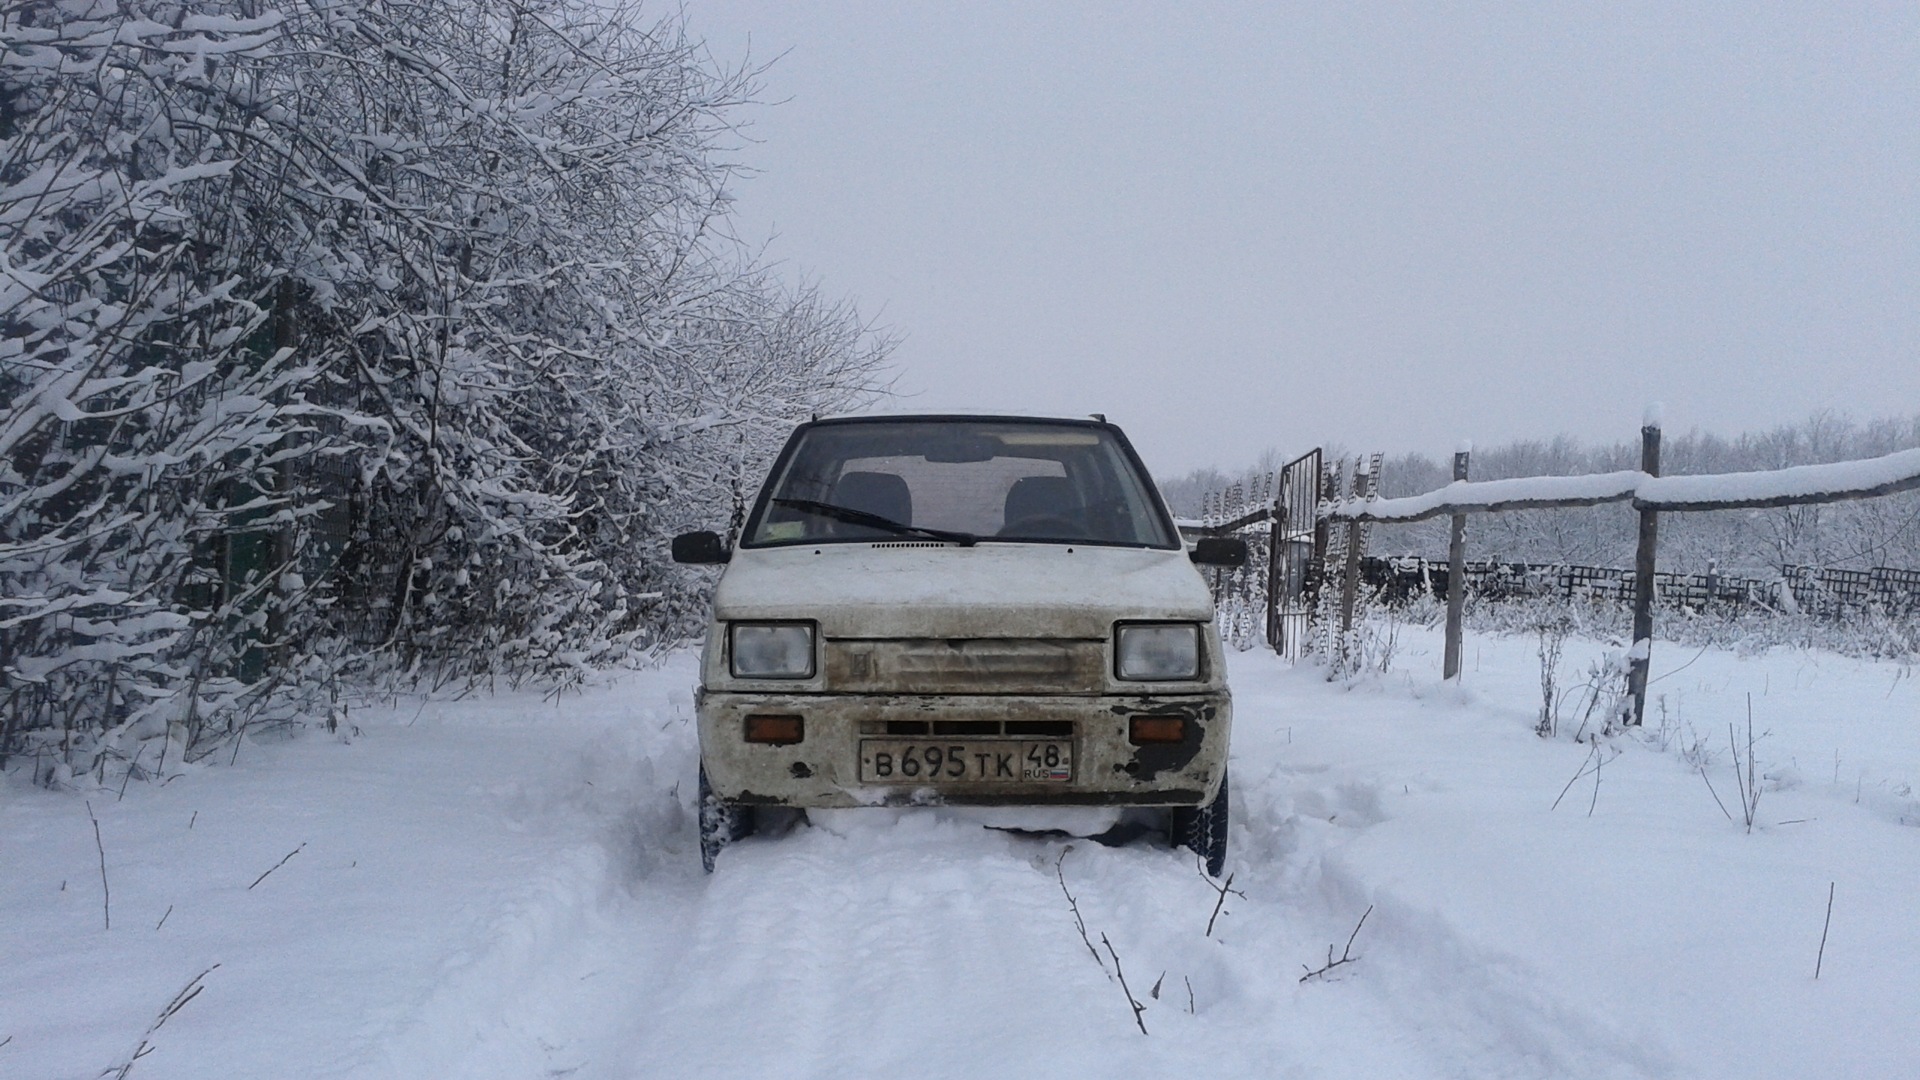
[811,409,1114,425]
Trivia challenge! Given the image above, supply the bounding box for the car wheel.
[698,764,755,873]
[1170,769,1229,877]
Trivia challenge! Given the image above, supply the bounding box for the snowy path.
[6,630,1918,1079]
[392,771,1664,1080]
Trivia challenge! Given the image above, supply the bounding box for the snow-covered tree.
[2,0,333,780]
[2,0,890,782]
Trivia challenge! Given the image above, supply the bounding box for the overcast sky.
[685,2,1919,477]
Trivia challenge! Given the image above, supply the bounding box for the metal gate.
[1268,448,1325,659]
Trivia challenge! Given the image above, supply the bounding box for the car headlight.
[1115,623,1202,680]
[729,622,815,678]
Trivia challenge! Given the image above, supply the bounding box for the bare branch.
[247,843,306,890]
[1700,768,1734,822]
[1054,849,1109,977]
[1300,906,1374,983]
[86,801,110,931]
[108,964,221,1080]
[1816,882,1836,979]
[1551,745,1600,812]
[1588,744,1604,818]
[1197,860,1246,938]
[1099,933,1149,1035]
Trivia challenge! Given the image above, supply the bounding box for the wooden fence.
[1323,418,1920,725]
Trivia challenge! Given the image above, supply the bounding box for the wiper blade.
[772,497,978,546]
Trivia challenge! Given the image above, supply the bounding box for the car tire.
[698,764,755,873]
[1170,769,1229,877]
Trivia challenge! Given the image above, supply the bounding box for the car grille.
[825,638,1105,694]
[858,718,1077,737]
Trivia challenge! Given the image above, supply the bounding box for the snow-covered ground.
[4,626,1916,1080]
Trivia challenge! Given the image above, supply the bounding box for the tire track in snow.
[611,822,1127,1080]
[336,667,1677,1080]
[416,771,1676,1080]
[1253,762,1682,1080]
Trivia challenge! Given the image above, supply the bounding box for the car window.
[743,420,1178,548]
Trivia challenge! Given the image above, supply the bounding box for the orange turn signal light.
[744,714,804,745]
[1129,716,1187,745]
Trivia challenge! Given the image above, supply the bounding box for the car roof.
[808,411,1113,427]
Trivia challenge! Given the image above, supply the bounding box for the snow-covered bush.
[225,0,886,686]
[1,0,889,782]
[1,0,336,781]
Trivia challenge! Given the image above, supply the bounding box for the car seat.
[1000,476,1084,537]
[831,471,913,528]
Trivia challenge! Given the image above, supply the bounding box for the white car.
[673,414,1243,873]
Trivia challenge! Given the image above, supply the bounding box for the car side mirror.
[672,530,731,565]
[1189,536,1248,567]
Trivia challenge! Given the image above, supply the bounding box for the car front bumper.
[697,690,1230,809]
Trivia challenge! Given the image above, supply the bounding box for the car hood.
[711,542,1214,638]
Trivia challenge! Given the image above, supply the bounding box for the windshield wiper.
[772,497,978,546]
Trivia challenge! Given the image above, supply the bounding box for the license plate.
[858,740,1073,783]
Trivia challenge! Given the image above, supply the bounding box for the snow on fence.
[1322,417,1920,727]
[1323,447,1920,522]
[1190,445,1920,658]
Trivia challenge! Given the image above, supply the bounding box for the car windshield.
[742,419,1179,549]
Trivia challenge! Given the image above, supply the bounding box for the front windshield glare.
[744,421,1178,548]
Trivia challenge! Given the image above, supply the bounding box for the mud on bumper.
[697,690,1230,809]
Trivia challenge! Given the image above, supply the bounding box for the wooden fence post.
[1626,414,1662,726]
[1443,444,1470,680]
[1266,494,1285,652]
[1338,457,1366,658]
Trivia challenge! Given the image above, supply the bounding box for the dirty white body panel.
[697,542,1231,809]
[707,543,1214,640]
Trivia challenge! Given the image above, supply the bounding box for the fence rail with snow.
[1322,447,1920,523]
[1195,417,1920,728]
